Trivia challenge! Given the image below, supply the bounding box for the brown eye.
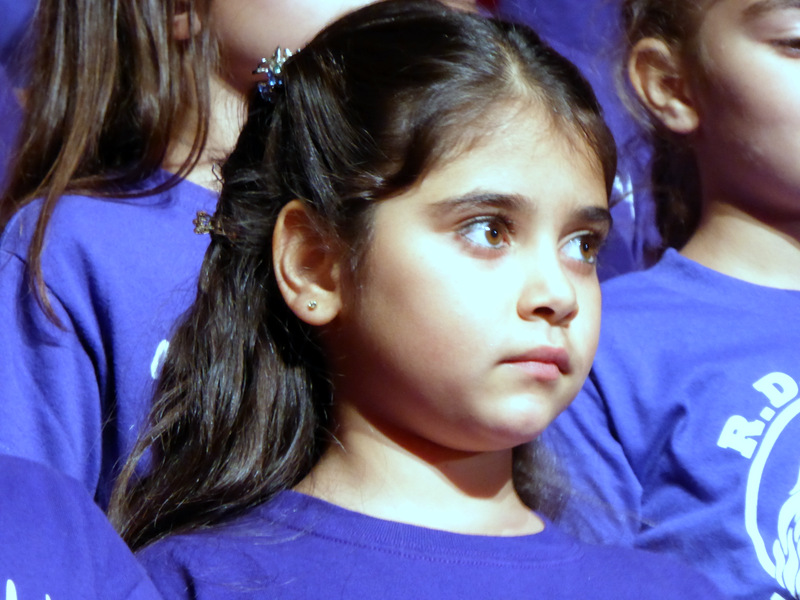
[484,224,504,247]
[461,217,511,249]
[563,233,602,265]
[580,239,594,260]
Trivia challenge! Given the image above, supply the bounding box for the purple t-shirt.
[138,490,725,599]
[0,173,216,507]
[0,454,162,600]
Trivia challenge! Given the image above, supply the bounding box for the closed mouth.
[503,347,570,375]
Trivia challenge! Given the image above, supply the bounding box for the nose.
[517,250,579,325]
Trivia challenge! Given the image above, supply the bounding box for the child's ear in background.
[628,37,699,135]
[273,200,344,326]
[172,2,203,41]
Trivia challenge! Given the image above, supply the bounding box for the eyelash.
[773,39,800,55]
[458,215,514,250]
[457,213,608,269]
[562,232,606,266]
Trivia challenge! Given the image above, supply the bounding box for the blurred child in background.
[0,0,382,508]
[545,1,800,598]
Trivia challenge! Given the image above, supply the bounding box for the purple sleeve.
[0,249,104,498]
[543,374,644,546]
[0,455,163,600]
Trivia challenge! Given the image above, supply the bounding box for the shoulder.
[1,174,217,262]
[596,249,800,351]
[1,175,216,301]
[137,512,293,600]
[559,529,726,598]
[0,455,161,600]
[600,250,695,309]
[0,453,110,537]
[592,250,722,351]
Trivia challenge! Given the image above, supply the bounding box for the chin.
[501,396,565,431]
[462,419,551,453]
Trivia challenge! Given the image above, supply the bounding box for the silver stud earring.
[307,300,318,310]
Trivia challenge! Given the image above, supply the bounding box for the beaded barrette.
[253,47,296,103]
[193,210,231,238]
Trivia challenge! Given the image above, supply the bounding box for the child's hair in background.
[620,0,707,252]
[109,0,616,550]
[0,0,216,315]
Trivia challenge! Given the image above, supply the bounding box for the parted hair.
[621,0,707,251]
[109,0,617,550]
[0,0,216,318]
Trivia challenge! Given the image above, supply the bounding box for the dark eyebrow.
[743,0,800,20]
[573,206,613,234]
[426,192,529,217]
[426,191,612,230]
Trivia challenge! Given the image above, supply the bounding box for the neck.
[162,73,246,191]
[681,199,800,290]
[295,405,543,536]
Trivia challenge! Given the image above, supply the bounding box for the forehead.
[692,0,800,50]
[702,0,800,21]
[739,0,800,15]
[417,107,608,207]
[439,101,608,189]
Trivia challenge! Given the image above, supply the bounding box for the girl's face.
[326,107,610,454]
[210,0,379,93]
[689,0,800,217]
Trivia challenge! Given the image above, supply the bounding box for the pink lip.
[503,347,570,382]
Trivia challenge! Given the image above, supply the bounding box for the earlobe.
[172,9,203,41]
[628,38,699,135]
[273,200,343,326]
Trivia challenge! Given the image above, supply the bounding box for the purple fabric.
[0,454,162,600]
[0,172,216,507]
[0,0,32,194]
[138,490,725,599]
[0,65,21,193]
[0,0,34,57]
[545,249,800,600]
[0,0,35,83]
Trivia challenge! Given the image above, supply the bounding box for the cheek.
[695,47,779,135]
[351,233,493,364]
[359,248,456,336]
[575,282,602,374]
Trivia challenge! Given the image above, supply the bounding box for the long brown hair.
[109,0,616,550]
[0,0,216,319]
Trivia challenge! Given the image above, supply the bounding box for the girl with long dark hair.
[112,2,724,597]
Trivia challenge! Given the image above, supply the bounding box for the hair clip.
[193,210,229,238]
[253,47,296,103]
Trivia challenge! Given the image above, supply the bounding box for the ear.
[172,6,203,41]
[273,200,343,326]
[628,37,699,135]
